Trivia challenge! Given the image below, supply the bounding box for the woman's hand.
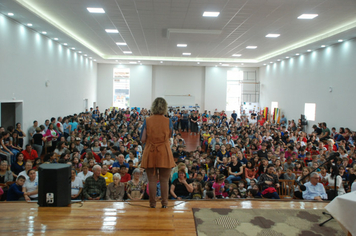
[177,197,182,200]
[265,180,273,185]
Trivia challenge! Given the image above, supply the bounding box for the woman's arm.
[22,186,31,201]
[184,181,194,193]
[170,184,177,198]
[237,166,243,176]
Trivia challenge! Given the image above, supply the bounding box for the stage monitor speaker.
[38,163,71,207]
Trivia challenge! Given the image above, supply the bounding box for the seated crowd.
[0,107,356,202]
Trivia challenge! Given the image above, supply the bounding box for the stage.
[0,200,328,235]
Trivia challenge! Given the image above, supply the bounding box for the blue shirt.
[71,122,78,131]
[302,182,327,200]
[63,123,70,134]
[112,162,129,168]
[7,183,24,201]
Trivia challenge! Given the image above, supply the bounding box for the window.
[226,70,243,111]
[304,103,316,121]
[113,68,130,108]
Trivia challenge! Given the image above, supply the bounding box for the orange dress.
[141,115,175,169]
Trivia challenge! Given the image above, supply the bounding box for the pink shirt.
[213,182,225,196]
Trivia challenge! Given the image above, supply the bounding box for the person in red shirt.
[21,144,38,162]
[119,165,131,184]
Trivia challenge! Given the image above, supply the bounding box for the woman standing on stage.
[141,97,175,208]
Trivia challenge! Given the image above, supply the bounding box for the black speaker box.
[38,164,71,207]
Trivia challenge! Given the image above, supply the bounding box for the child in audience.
[252,185,262,198]
[127,160,136,176]
[212,174,225,199]
[246,189,256,199]
[283,167,296,180]
[245,160,256,186]
[247,179,256,190]
[238,181,247,198]
[7,175,26,201]
[203,181,214,199]
[102,153,114,167]
[191,182,203,199]
[72,156,82,173]
[119,166,131,185]
[303,153,313,166]
[229,188,241,199]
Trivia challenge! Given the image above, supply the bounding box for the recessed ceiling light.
[221,64,229,66]
[277,59,281,61]
[42,31,47,34]
[182,52,191,56]
[27,23,33,27]
[246,46,257,49]
[115,60,118,62]
[63,43,68,46]
[53,38,58,41]
[177,44,187,47]
[105,29,119,33]
[87,8,105,13]
[116,42,127,46]
[160,61,163,63]
[129,62,137,64]
[298,14,318,19]
[338,39,343,42]
[203,12,220,17]
[296,53,300,55]
[219,63,222,65]
[78,51,82,53]
[286,56,290,58]
[266,34,280,38]
[123,51,132,54]
[232,54,242,57]
[89,57,92,59]
[321,45,326,48]
[71,47,75,50]
[8,13,14,16]
[307,49,312,52]
[84,54,87,56]
[197,62,200,64]
[263,64,267,66]
[270,62,273,63]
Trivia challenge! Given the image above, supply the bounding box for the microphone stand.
[294,152,338,227]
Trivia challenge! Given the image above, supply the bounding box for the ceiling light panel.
[177,44,187,47]
[298,14,318,19]
[246,46,257,49]
[87,8,105,13]
[182,53,191,56]
[116,42,127,46]
[105,29,118,33]
[203,12,220,17]
[266,34,280,38]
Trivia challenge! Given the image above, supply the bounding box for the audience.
[1,107,356,203]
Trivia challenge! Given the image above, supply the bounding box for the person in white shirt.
[351,180,356,192]
[23,169,38,201]
[71,168,83,200]
[303,172,328,201]
[77,163,93,183]
[17,161,35,180]
[125,150,139,166]
[326,165,345,196]
[102,153,114,166]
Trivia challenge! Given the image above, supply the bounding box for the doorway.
[0,101,23,130]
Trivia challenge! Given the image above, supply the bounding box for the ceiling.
[1,0,356,67]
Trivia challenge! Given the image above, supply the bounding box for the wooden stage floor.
[0,200,328,235]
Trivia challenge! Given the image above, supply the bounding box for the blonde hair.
[151,97,168,115]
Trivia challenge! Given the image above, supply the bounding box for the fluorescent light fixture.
[123,51,132,54]
[78,51,82,53]
[286,56,290,58]
[63,43,68,46]
[321,45,326,47]
[87,8,105,13]
[116,42,127,46]
[105,29,119,33]
[129,61,137,64]
[298,14,318,19]
[53,38,58,40]
[246,46,257,49]
[27,23,33,26]
[42,31,47,34]
[221,64,229,66]
[71,47,75,50]
[277,59,281,61]
[182,52,191,56]
[338,39,343,42]
[203,11,220,17]
[296,53,300,55]
[266,34,280,38]
[177,44,187,47]
[307,49,312,52]
[8,13,14,16]
[232,54,242,57]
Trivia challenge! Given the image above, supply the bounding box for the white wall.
[260,38,356,131]
[152,66,205,109]
[205,67,228,112]
[0,14,97,141]
[97,64,152,110]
